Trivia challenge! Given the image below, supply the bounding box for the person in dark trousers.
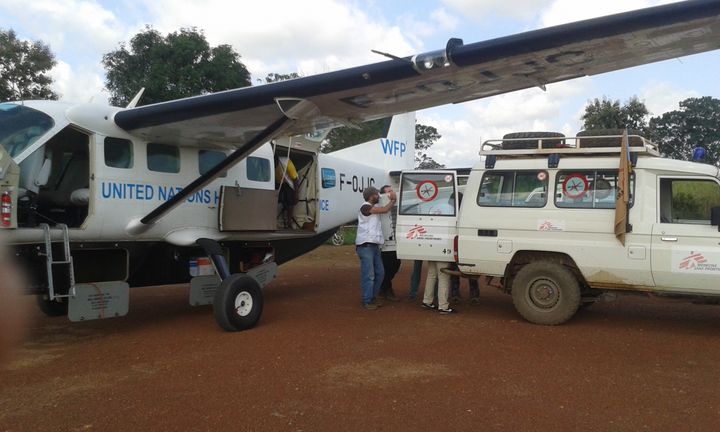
[378,185,400,301]
[356,186,396,310]
[408,260,423,301]
[450,263,480,303]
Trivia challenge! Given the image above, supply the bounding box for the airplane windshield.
[0,103,54,158]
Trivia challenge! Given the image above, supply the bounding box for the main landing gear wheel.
[511,261,580,325]
[36,295,68,317]
[213,274,264,332]
[331,231,345,246]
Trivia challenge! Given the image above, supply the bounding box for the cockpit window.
[0,103,55,158]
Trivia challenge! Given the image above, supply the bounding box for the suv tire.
[511,261,580,325]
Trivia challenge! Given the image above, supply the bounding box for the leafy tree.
[415,124,444,168]
[649,97,720,165]
[102,26,251,106]
[581,96,649,132]
[0,29,57,101]
[321,118,389,153]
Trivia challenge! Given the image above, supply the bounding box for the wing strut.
[138,116,290,227]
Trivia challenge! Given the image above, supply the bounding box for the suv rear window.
[400,172,456,216]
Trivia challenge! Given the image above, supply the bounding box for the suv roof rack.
[480,134,660,158]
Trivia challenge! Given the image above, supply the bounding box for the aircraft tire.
[36,295,68,317]
[213,274,264,332]
[331,231,345,246]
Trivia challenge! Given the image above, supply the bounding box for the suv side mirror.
[711,206,720,231]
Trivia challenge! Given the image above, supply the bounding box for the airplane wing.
[117,0,720,227]
[114,0,720,148]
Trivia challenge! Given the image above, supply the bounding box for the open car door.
[396,171,458,262]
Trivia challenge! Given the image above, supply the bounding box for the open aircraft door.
[396,171,458,262]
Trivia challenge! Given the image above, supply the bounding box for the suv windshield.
[0,103,54,158]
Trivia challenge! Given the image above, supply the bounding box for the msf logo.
[406,225,427,240]
[538,221,555,231]
[381,138,406,157]
[679,252,707,270]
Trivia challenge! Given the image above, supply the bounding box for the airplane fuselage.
[0,101,414,291]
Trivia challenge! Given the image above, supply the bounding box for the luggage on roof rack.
[577,129,645,148]
[481,131,660,157]
[501,131,565,150]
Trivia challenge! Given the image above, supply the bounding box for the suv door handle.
[661,236,678,242]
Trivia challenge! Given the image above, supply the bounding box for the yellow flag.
[614,130,631,245]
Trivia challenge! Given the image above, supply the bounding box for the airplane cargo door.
[218,186,277,231]
[396,171,458,262]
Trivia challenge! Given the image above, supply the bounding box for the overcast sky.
[2,0,718,167]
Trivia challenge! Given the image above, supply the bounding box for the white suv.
[396,133,720,325]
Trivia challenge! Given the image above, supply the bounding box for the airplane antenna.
[371,49,410,63]
[126,88,146,108]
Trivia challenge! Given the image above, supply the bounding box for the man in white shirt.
[356,186,396,310]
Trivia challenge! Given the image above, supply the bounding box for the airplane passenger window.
[321,168,336,188]
[147,143,179,173]
[104,137,133,169]
[199,150,227,177]
[247,156,270,182]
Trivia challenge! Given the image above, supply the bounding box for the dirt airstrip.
[2,245,720,431]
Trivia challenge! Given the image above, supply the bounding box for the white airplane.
[1,0,719,331]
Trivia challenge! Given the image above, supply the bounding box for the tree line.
[2,27,718,166]
[582,96,720,165]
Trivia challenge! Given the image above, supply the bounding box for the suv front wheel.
[511,261,581,325]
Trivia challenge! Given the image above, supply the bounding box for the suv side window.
[659,178,720,224]
[477,170,548,207]
[555,170,634,209]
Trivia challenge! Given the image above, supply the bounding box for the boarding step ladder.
[39,223,76,300]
